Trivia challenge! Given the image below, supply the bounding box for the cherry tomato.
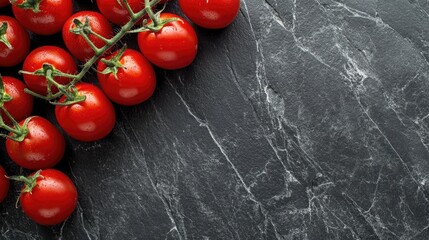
[55,83,116,141]
[18,169,77,225]
[96,0,145,26]
[97,48,156,105]
[0,165,9,203]
[2,76,34,126]
[95,0,168,26]
[62,11,113,62]
[22,46,77,95]
[137,13,198,70]
[6,116,65,170]
[12,0,73,35]
[0,16,30,67]
[178,0,240,29]
[0,0,9,7]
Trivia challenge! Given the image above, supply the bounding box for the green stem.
[20,69,78,80]
[99,44,127,79]
[0,75,29,140]
[19,65,79,101]
[69,0,161,87]
[0,106,30,142]
[80,32,101,54]
[122,0,137,19]
[47,81,53,97]
[1,107,21,131]
[145,0,160,26]
[0,120,21,136]
[24,88,58,101]
[0,133,22,141]
[8,170,43,207]
[52,72,79,79]
[90,30,112,44]
[17,0,162,105]
[44,68,70,97]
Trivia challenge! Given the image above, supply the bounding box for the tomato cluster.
[0,0,240,227]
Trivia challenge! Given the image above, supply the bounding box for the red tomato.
[97,49,156,105]
[2,76,34,125]
[96,0,145,26]
[18,169,77,225]
[96,0,171,26]
[22,46,77,95]
[179,0,240,29]
[0,16,30,67]
[0,165,9,203]
[62,11,113,62]
[0,0,9,7]
[55,83,116,141]
[12,0,73,35]
[137,13,198,70]
[6,116,65,170]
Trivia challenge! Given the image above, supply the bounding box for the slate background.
[2,0,429,239]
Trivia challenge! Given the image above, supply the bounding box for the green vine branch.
[19,0,172,105]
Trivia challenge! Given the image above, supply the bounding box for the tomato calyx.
[0,22,12,49]
[0,106,31,142]
[99,44,127,79]
[142,16,178,32]
[70,17,111,54]
[0,75,31,141]
[129,0,176,33]
[0,77,12,105]
[8,170,43,207]
[11,0,42,13]
[16,0,165,106]
[53,86,86,106]
[20,64,86,106]
[8,170,43,194]
[70,18,92,35]
[21,64,76,100]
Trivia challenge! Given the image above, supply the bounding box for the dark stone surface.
[2,0,429,239]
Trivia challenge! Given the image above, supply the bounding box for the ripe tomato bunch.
[0,0,240,226]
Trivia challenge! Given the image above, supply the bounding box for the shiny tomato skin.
[6,116,65,170]
[62,11,113,62]
[55,83,116,141]
[0,16,30,67]
[2,76,34,125]
[23,46,77,95]
[20,169,77,225]
[97,49,156,105]
[96,0,145,26]
[137,13,198,70]
[12,0,73,35]
[0,165,9,203]
[178,0,240,29]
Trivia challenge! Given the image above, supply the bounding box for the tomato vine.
[19,0,171,105]
[1,0,240,227]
